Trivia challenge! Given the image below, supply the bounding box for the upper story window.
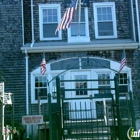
[68,7,90,43]
[93,2,117,39]
[39,4,62,40]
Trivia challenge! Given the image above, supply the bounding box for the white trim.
[21,43,138,53]
[39,4,62,41]
[93,2,117,39]
[30,57,132,104]
[68,7,90,43]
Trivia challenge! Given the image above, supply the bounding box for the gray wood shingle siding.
[0,1,26,113]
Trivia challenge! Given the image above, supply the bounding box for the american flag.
[40,53,46,75]
[55,0,78,34]
[119,49,126,72]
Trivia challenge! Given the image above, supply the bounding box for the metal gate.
[0,75,136,140]
[62,94,116,140]
[48,75,135,140]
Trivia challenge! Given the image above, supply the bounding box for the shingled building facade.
[1,0,140,139]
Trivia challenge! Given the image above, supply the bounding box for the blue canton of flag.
[55,0,78,34]
[40,53,46,75]
[119,49,126,72]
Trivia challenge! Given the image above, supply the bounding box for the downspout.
[131,0,136,41]
[25,50,29,139]
[135,0,140,45]
[31,0,35,47]
[21,0,24,46]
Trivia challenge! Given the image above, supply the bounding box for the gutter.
[131,0,136,41]
[21,42,139,53]
[135,0,140,46]
[24,0,35,138]
[25,50,29,139]
[31,0,35,47]
[21,0,24,46]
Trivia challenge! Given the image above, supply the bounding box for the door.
[69,71,96,119]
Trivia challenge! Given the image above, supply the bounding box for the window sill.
[95,35,117,39]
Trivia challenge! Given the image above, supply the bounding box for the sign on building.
[22,115,43,125]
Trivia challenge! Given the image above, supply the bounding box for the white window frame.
[116,72,129,95]
[68,7,90,43]
[31,74,48,104]
[93,2,117,39]
[97,73,111,94]
[39,4,62,41]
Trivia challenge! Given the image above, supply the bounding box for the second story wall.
[23,0,134,44]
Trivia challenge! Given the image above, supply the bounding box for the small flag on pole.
[55,0,78,34]
[119,49,126,72]
[40,53,46,75]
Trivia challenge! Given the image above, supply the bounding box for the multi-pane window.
[75,75,88,96]
[98,73,111,94]
[35,76,48,100]
[71,8,86,36]
[68,7,90,42]
[116,73,128,93]
[52,75,65,98]
[93,2,117,39]
[39,4,61,40]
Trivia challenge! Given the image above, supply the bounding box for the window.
[116,73,128,94]
[93,2,117,39]
[52,75,65,99]
[98,73,111,94]
[75,75,88,96]
[34,76,48,100]
[39,4,62,40]
[68,7,90,43]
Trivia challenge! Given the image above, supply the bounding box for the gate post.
[48,93,52,140]
[114,75,122,140]
[56,76,62,140]
[129,91,136,130]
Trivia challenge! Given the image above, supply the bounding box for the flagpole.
[119,47,126,73]
[78,0,81,36]
[124,47,127,66]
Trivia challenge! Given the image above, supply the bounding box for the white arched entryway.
[31,57,132,118]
